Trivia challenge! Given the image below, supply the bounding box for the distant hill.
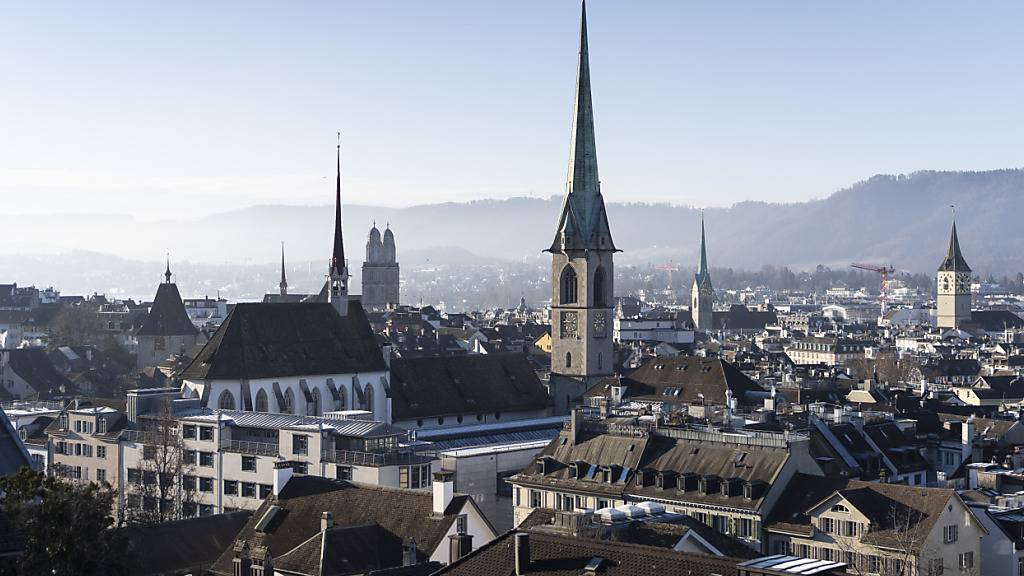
[5,169,1024,282]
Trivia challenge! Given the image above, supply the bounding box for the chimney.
[569,408,581,444]
[320,511,333,531]
[432,470,454,516]
[403,537,418,567]
[962,416,976,461]
[448,533,473,563]
[514,532,530,576]
[273,461,294,496]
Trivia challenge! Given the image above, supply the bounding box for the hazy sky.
[3,1,1024,220]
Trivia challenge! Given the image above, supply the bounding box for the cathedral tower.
[362,223,400,311]
[936,218,972,329]
[546,2,617,413]
[691,213,713,330]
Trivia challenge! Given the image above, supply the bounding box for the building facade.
[362,223,400,311]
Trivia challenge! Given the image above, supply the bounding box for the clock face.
[956,273,970,292]
[593,311,607,337]
[560,311,578,339]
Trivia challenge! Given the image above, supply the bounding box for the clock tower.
[936,219,972,329]
[546,2,617,414]
[691,213,713,331]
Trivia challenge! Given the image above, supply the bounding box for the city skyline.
[3,1,1024,221]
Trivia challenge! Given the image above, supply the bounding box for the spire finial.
[279,241,288,296]
[164,252,172,284]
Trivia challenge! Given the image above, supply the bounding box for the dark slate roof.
[126,511,251,576]
[861,422,930,474]
[510,428,649,497]
[968,310,1024,332]
[713,305,778,331]
[938,221,971,273]
[586,356,764,406]
[436,528,742,576]
[181,301,386,381]
[6,348,73,398]
[623,517,759,559]
[137,283,198,337]
[0,409,32,476]
[765,473,850,535]
[210,476,469,576]
[389,353,549,420]
[840,481,957,550]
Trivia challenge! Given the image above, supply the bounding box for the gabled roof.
[137,283,199,337]
[586,356,764,406]
[210,476,471,576]
[5,348,73,398]
[938,220,971,273]
[713,305,778,331]
[180,301,386,381]
[389,353,549,420]
[126,511,251,576]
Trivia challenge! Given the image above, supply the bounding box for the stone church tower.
[546,2,617,414]
[691,214,713,330]
[362,223,400,311]
[936,219,972,329]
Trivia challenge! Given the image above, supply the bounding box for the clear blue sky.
[3,1,1023,219]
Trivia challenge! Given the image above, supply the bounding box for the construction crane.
[655,262,676,291]
[850,263,896,315]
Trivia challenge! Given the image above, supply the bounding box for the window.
[927,558,944,576]
[456,515,468,535]
[143,445,157,460]
[199,452,214,467]
[258,484,272,499]
[127,468,141,483]
[530,490,542,508]
[98,419,107,434]
[958,552,973,570]
[224,480,238,495]
[337,466,352,481]
[284,388,295,415]
[182,474,196,490]
[560,265,578,304]
[831,504,849,513]
[820,548,834,562]
[59,414,68,430]
[364,384,374,415]
[200,504,214,517]
[199,477,214,492]
[737,517,753,538]
[182,424,197,439]
[593,266,607,306]
[820,517,835,534]
[399,464,431,489]
[75,421,82,433]
[843,520,857,537]
[183,449,197,465]
[944,524,958,543]
[241,456,256,472]
[218,390,236,410]
[82,444,92,457]
[96,469,106,483]
[292,435,309,456]
[241,482,256,498]
[565,352,572,368]
[255,389,269,412]
[199,426,214,441]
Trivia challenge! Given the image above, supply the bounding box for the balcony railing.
[322,449,438,467]
[220,439,279,457]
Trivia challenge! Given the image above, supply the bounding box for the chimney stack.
[403,537,418,566]
[432,470,454,516]
[320,511,333,531]
[514,532,530,576]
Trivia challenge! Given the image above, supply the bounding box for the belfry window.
[593,267,606,306]
[561,265,578,304]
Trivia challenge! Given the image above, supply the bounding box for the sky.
[3,1,1024,220]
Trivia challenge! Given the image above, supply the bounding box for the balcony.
[322,449,437,467]
[220,439,279,457]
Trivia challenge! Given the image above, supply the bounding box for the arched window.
[560,265,578,304]
[593,266,607,306]
[284,388,295,415]
[255,389,269,412]
[337,386,346,411]
[565,352,572,368]
[218,390,236,410]
[598,352,603,371]
[364,384,374,416]
[311,388,321,416]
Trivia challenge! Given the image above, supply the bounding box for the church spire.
[548,1,616,253]
[696,211,709,283]
[938,217,971,273]
[331,134,347,278]
[164,253,172,284]
[279,242,288,296]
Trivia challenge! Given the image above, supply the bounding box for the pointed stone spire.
[548,1,616,253]
[279,242,288,296]
[938,218,971,272]
[164,253,172,284]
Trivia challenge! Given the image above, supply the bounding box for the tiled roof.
[181,301,386,381]
[5,348,72,398]
[126,511,251,575]
[390,353,549,420]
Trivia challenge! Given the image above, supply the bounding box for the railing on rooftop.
[220,439,280,457]
[1,400,63,411]
[571,418,807,448]
[322,449,439,467]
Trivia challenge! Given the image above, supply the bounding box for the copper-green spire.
[548,1,616,253]
[696,212,710,285]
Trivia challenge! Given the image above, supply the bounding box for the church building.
[691,214,713,331]
[936,219,972,330]
[546,3,617,414]
[361,223,400,311]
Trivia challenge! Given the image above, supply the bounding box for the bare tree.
[823,504,949,576]
[125,399,196,524]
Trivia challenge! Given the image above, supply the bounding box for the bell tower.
[546,2,617,413]
[936,218,972,329]
[691,213,713,330]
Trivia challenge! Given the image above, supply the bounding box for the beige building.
[785,336,869,366]
[766,476,985,576]
[48,404,124,486]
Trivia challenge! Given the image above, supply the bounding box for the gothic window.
[255,389,269,413]
[560,265,578,304]
[284,388,295,415]
[364,384,374,416]
[311,388,321,416]
[218,390,236,411]
[598,353,603,370]
[337,386,346,411]
[566,352,572,368]
[593,266,607,306]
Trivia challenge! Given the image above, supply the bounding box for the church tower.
[546,2,617,413]
[691,213,713,330]
[279,242,288,297]
[362,223,400,311]
[936,218,972,329]
[328,137,350,315]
